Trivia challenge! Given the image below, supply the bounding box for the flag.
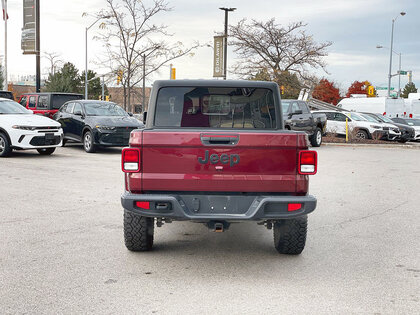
[1,0,8,21]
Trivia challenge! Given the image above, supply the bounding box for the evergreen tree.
[80,70,108,100]
[401,82,417,98]
[44,62,82,93]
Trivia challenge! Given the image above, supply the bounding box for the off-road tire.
[37,148,56,155]
[83,130,96,153]
[273,216,307,255]
[124,210,154,251]
[0,132,12,157]
[310,127,322,147]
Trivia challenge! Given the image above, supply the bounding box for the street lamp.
[85,16,111,99]
[377,45,402,97]
[219,7,236,80]
[387,11,406,97]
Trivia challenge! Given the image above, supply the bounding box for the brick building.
[107,86,151,113]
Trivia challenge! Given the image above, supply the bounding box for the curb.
[321,142,420,149]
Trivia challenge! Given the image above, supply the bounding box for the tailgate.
[132,130,307,193]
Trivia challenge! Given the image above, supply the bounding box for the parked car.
[362,112,414,143]
[0,91,14,100]
[391,117,420,141]
[358,113,401,141]
[282,99,327,147]
[0,98,63,157]
[121,80,318,254]
[337,97,405,118]
[53,100,144,153]
[19,92,84,119]
[315,110,385,139]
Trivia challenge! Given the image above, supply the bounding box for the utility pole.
[101,76,105,100]
[397,53,401,98]
[142,54,146,112]
[387,12,405,97]
[35,0,40,92]
[219,7,236,80]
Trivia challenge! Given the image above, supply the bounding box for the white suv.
[315,110,385,139]
[0,98,63,157]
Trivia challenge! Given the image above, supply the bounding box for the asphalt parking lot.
[1,144,419,314]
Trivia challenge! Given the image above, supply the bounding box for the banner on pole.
[213,36,224,77]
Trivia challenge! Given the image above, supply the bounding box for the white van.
[337,97,405,118]
[403,98,420,118]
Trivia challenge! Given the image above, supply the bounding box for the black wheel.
[355,129,369,140]
[398,138,408,143]
[37,148,56,155]
[310,128,322,147]
[0,132,12,157]
[83,131,96,153]
[62,139,67,147]
[273,216,307,255]
[124,210,154,251]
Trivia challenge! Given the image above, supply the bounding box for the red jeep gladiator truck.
[121,80,318,254]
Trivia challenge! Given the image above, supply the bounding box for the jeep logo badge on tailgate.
[198,150,240,167]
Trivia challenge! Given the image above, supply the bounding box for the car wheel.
[273,216,307,255]
[356,130,369,140]
[124,210,154,251]
[83,131,96,153]
[62,139,67,147]
[0,133,12,157]
[398,138,408,143]
[37,148,56,155]
[310,128,322,147]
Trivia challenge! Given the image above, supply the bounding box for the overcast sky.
[1,0,419,92]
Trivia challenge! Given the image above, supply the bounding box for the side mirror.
[292,109,303,116]
[143,111,147,124]
[128,112,133,116]
[74,110,83,116]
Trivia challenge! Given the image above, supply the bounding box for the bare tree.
[229,19,332,81]
[43,51,63,76]
[93,0,199,110]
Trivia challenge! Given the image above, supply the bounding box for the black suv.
[53,100,144,153]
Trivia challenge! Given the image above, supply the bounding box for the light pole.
[219,7,236,80]
[85,16,110,99]
[387,12,406,97]
[377,45,402,97]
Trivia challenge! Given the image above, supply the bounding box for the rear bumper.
[121,192,317,221]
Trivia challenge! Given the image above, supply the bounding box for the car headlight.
[95,125,116,131]
[12,125,36,131]
[370,125,381,129]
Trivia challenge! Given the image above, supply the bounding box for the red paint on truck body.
[126,130,310,194]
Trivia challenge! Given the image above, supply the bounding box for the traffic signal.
[171,67,176,80]
[98,95,102,100]
[280,85,285,95]
[105,95,110,101]
[367,85,375,97]
[117,70,123,85]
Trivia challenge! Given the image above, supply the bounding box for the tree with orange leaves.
[346,80,372,97]
[312,79,341,105]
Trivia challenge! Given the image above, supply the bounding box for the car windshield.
[376,115,393,123]
[346,113,366,121]
[407,119,420,126]
[359,113,378,123]
[281,101,291,113]
[84,103,128,116]
[0,100,31,114]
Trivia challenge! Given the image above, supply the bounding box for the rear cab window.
[154,87,277,129]
[37,95,49,109]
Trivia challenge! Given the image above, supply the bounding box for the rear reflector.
[288,203,302,211]
[298,150,317,175]
[136,201,150,209]
[122,148,141,173]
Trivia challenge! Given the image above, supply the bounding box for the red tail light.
[122,148,141,173]
[298,150,317,175]
[288,203,302,211]
[383,112,386,116]
[136,201,150,209]
[409,114,413,118]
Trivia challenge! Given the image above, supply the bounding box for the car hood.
[1,114,61,127]
[87,116,143,128]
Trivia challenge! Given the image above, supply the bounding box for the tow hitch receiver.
[207,221,230,232]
